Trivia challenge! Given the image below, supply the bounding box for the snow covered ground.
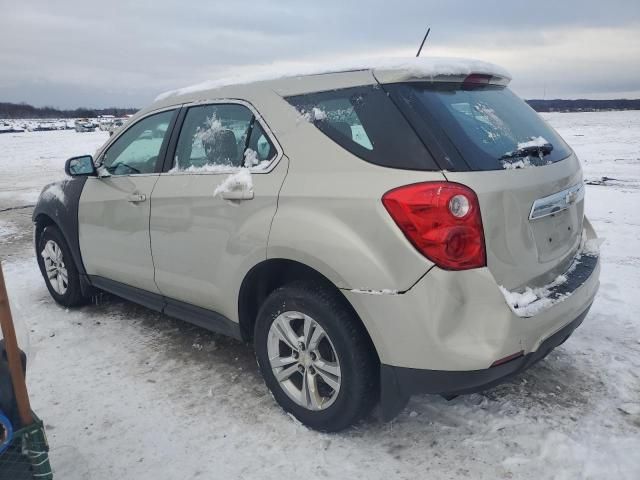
[0,130,108,208]
[0,111,639,479]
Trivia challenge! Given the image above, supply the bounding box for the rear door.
[387,83,584,290]
[149,101,288,321]
[79,109,177,293]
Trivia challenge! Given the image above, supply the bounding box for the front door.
[79,109,177,293]
[149,102,287,322]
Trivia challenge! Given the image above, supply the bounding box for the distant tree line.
[1,99,639,119]
[526,99,640,112]
[0,102,139,119]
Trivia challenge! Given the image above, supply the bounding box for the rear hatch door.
[445,158,584,290]
[386,81,584,290]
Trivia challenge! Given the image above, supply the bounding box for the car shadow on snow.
[86,292,271,404]
[380,347,606,434]
[82,292,604,435]
[90,293,258,365]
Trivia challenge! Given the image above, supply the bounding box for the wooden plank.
[0,261,33,426]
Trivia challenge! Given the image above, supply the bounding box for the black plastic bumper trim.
[380,302,592,420]
[88,275,242,340]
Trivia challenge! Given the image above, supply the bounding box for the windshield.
[389,83,573,171]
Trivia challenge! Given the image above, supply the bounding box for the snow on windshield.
[516,136,550,150]
[501,158,535,170]
[298,107,328,123]
[471,102,513,139]
[397,85,571,171]
[501,136,552,169]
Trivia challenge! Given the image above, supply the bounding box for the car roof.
[150,56,511,110]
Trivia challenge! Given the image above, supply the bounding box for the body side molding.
[88,275,242,340]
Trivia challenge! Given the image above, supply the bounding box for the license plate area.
[530,184,585,262]
[531,207,582,262]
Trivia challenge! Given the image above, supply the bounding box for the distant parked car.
[98,115,116,131]
[74,119,96,132]
[34,121,59,132]
[107,118,125,136]
[33,57,600,432]
[0,122,24,134]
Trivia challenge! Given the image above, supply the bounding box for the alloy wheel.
[267,311,341,411]
[41,239,68,295]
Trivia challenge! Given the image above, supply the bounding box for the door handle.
[220,190,254,201]
[127,193,147,203]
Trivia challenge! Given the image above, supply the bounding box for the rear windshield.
[388,83,573,171]
[285,85,438,170]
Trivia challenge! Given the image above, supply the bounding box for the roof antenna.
[416,27,431,57]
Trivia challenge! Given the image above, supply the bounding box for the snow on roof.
[155,56,511,102]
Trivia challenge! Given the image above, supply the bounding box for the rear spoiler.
[373,70,511,87]
[372,58,512,87]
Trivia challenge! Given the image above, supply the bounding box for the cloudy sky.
[1,0,639,108]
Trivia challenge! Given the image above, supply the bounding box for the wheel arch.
[238,258,380,362]
[32,178,92,295]
[33,212,56,245]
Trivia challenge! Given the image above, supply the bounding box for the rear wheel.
[37,226,88,307]
[254,281,378,432]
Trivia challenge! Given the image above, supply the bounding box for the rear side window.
[286,86,437,170]
[172,104,277,171]
[388,83,573,171]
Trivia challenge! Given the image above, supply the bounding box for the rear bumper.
[343,250,600,371]
[342,225,600,420]
[379,303,591,419]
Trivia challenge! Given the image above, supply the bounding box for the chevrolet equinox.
[33,57,600,432]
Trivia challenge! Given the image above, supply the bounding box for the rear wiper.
[500,142,553,160]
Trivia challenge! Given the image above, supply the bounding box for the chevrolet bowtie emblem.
[530,183,585,220]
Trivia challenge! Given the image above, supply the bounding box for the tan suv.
[33,58,600,431]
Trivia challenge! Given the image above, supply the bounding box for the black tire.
[36,225,88,307]
[254,281,379,432]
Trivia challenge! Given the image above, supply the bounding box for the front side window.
[172,104,277,171]
[102,110,174,175]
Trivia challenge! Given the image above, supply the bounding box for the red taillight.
[463,73,492,86]
[382,182,486,270]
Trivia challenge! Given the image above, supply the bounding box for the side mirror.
[65,155,96,177]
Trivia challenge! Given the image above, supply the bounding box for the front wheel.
[254,281,378,432]
[36,225,88,307]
